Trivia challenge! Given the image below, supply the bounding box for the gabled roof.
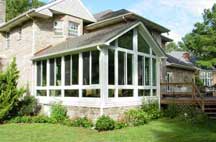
[33,21,166,60]
[0,0,96,32]
[86,9,170,33]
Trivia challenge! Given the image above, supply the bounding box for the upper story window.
[118,30,133,50]
[18,27,22,40]
[68,21,79,36]
[54,20,64,35]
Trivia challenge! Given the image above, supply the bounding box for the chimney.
[182,52,190,62]
[0,0,5,23]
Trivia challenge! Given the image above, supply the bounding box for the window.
[68,21,79,36]
[50,90,61,97]
[118,51,125,85]
[152,58,157,86]
[72,54,79,85]
[138,56,144,85]
[65,55,71,85]
[118,89,133,97]
[65,90,79,97]
[118,30,133,50]
[37,90,47,96]
[108,49,115,85]
[54,20,63,35]
[83,52,90,85]
[82,89,100,98]
[145,57,150,85]
[138,32,150,53]
[127,53,133,85]
[82,51,100,85]
[56,58,61,86]
[118,51,133,85]
[109,89,115,98]
[50,59,55,86]
[138,89,150,97]
[36,60,47,86]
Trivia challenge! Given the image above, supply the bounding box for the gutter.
[167,63,197,71]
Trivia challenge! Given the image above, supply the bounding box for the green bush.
[163,103,180,119]
[0,58,25,121]
[50,104,68,122]
[72,117,93,128]
[114,121,128,129]
[9,116,32,123]
[141,101,161,119]
[17,96,41,116]
[95,115,115,131]
[124,109,148,126]
[31,115,55,124]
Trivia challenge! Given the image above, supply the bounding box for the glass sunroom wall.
[108,28,159,99]
[35,49,101,100]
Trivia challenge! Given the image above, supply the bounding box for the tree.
[6,0,45,21]
[0,58,25,121]
[179,4,216,68]
[165,42,183,53]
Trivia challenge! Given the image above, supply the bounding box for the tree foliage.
[165,42,183,53]
[179,4,216,68]
[6,0,45,21]
[0,58,25,121]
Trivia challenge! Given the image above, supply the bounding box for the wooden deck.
[160,82,216,117]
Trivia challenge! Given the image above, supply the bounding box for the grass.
[0,119,216,142]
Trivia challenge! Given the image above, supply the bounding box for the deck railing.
[160,82,204,111]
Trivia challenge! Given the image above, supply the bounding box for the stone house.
[0,0,174,120]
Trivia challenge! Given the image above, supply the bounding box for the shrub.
[124,109,148,126]
[32,115,55,124]
[115,121,128,129]
[141,101,161,119]
[95,115,115,131]
[9,116,32,123]
[50,104,68,122]
[0,58,25,121]
[163,103,180,119]
[72,117,93,128]
[17,96,41,116]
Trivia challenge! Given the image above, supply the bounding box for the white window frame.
[68,21,79,36]
[53,20,64,36]
[5,32,10,49]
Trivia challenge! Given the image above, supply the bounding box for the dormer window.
[54,20,63,35]
[5,32,10,49]
[68,21,79,36]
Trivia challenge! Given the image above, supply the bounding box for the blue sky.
[41,0,216,42]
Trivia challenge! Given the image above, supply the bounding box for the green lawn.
[0,119,216,142]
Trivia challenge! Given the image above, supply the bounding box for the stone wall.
[0,0,5,23]
[0,21,34,89]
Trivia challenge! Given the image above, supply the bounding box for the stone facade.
[0,0,5,23]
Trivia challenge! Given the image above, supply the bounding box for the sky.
[42,0,216,42]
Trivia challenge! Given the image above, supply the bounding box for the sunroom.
[33,22,164,113]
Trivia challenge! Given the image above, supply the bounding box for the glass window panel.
[54,20,63,35]
[110,41,116,46]
[152,58,157,86]
[92,51,99,84]
[138,56,144,85]
[118,89,133,97]
[118,51,125,85]
[42,60,47,86]
[56,58,61,86]
[153,89,157,96]
[109,89,115,98]
[127,54,133,85]
[82,89,100,98]
[118,30,133,50]
[83,52,90,85]
[108,49,115,85]
[68,21,79,36]
[50,90,61,97]
[138,89,151,97]
[36,61,41,86]
[72,54,79,85]
[50,59,55,86]
[37,90,47,96]
[65,55,71,86]
[138,32,150,54]
[65,90,79,97]
[145,57,150,85]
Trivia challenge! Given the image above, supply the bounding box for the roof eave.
[167,63,197,71]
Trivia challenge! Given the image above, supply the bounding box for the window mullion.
[54,58,56,86]
[70,55,72,85]
[90,51,92,85]
[40,62,43,86]
[125,52,127,85]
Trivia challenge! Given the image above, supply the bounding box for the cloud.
[129,0,216,42]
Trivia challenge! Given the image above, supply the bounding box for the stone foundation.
[41,104,140,121]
